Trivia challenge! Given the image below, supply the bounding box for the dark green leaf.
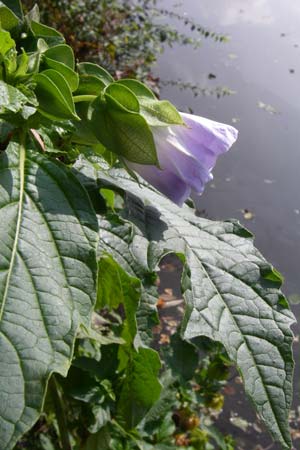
[97,255,140,356]
[30,20,64,46]
[0,3,19,30]
[164,332,198,382]
[39,434,56,450]
[105,83,140,113]
[0,120,14,142]
[91,97,158,165]
[75,74,106,96]
[144,370,177,428]
[117,347,161,429]
[44,44,75,69]
[82,427,111,450]
[96,215,160,347]
[0,0,23,20]
[34,69,79,120]
[77,62,114,86]
[43,56,79,92]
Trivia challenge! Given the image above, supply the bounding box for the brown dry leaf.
[156,297,165,309]
[291,428,300,440]
[175,433,190,446]
[159,334,170,345]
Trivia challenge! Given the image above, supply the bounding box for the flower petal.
[125,112,238,207]
[126,161,191,206]
[174,112,238,170]
[152,128,212,194]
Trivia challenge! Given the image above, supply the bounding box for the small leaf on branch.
[90,96,158,165]
[116,79,184,126]
[34,69,79,120]
[77,62,114,86]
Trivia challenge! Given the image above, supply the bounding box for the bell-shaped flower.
[126,112,238,206]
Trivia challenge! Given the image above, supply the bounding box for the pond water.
[155,1,300,448]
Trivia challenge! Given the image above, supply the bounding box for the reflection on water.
[156,1,300,448]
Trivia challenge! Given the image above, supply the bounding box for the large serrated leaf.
[74,157,295,450]
[73,160,161,345]
[0,142,98,450]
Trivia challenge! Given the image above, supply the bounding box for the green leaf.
[164,332,198,382]
[96,214,160,346]
[116,79,183,126]
[116,79,156,100]
[14,49,29,79]
[75,158,295,450]
[0,80,32,119]
[117,347,162,429]
[82,427,111,450]
[71,101,99,145]
[30,20,64,46]
[60,366,104,404]
[0,141,98,450]
[0,119,14,143]
[143,370,177,429]
[41,44,78,91]
[138,99,184,127]
[0,28,15,57]
[77,62,114,86]
[97,255,140,346]
[44,44,75,69]
[105,83,140,113]
[91,97,158,165]
[34,69,79,121]
[43,56,79,92]
[74,158,164,346]
[0,2,19,30]
[0,0,23,20]
[25,3,39,23]
[75,74,106,96]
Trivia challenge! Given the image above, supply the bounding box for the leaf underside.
[0,143,98,450]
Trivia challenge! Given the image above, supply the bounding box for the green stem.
[73,94,97,103]
[49,376,72,450]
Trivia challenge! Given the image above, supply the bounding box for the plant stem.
[49,375,72,450]
[73,94,97,103]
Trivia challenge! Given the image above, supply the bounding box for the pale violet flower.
[126,112,238,206]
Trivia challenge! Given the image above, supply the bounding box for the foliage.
[22,0,228,90]
[0,2,295,450]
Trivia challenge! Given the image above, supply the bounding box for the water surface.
[156,1,300,448]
